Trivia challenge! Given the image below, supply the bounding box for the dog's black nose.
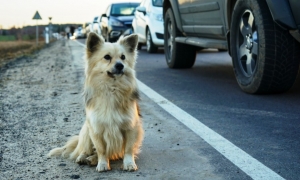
[115,63,124,71]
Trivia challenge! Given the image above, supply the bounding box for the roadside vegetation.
[0,23,75,67]
[0,39,46,67]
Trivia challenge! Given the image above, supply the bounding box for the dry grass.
[0,41,45,66]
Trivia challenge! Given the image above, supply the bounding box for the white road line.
[73,39,285,180]
[137,81,284,180]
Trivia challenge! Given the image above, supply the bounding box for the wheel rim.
[166,17,173,63]
[147,30,151,51]
[236,10,258,77]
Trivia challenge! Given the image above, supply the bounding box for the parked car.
[100,2,140,42]
[163,0,300,94]
[132,0,164,53]
[73,27,85,39]
[86,16,101,36]
[82,22,90,38]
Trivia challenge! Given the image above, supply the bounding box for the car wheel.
[164,8,197,69]
[137,43,142,50]
[146,29,158,53]
[230,0,300,94]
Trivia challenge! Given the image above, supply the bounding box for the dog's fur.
[48,32,144,172]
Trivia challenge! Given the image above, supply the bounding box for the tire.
[164,8,197,69]
[137,43,142,50]
[230,0,300,94]
[146,29,158,53]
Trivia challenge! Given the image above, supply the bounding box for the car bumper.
[151,32,164,46]
[149,20,164,46]
[108,26,131,41]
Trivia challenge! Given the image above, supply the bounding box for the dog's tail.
[48,135,79,158]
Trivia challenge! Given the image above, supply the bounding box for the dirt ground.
[0,40,222,180]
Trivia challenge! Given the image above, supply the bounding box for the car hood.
[112,16,134,22]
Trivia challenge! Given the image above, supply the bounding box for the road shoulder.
[0,40,222,179]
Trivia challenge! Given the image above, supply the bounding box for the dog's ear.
[86,32,104,58]
[119,34,138,53]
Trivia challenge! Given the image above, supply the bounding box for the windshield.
[110,3,139,16]
[152,0,162,7]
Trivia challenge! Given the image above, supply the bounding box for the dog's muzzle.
[107,62,124,78]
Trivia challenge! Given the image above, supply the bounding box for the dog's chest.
[85,83,136,132]
[86,101,134,134]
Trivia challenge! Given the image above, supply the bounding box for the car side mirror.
[136,6,146,15]
[101,13,109,20]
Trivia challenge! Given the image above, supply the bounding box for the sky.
[0,0,141,29]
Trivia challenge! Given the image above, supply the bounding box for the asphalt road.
[77,38,300,180]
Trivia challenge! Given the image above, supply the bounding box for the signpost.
[49,17,52,42]
[32,11,42,45]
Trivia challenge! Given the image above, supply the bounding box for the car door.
[190,0,226,39]
[135,0,148,42]
[177,0,195,33]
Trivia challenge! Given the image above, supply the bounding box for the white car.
[132,0,163,53]
[86,16,101,36]
[73,27,85,39]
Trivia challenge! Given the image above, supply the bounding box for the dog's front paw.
[86,154,98,166]
[96,157,110,172]
[96,162,111,172]
[122,162,138,171]
[122,154,137,171]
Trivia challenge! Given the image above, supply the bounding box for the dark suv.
[100,2,140,42]
[163,0,300,94]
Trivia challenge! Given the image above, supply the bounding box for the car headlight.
[154,14,163,21]
[109,19,124,27]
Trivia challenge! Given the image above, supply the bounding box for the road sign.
[32,11,42,45]
[33,11,42,20]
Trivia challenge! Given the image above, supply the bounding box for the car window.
[110,3,139,16]
[152,0,162,7]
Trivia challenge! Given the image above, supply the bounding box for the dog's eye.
[120,55,125,60]
[104,55,111,60]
